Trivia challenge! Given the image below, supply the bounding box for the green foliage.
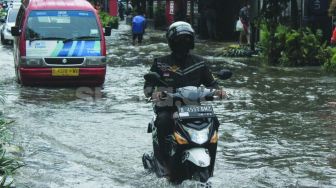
[221,45,254,57]
[0,119,23,187]
[0,147,23,187]
[259,24,331,66]
[0,10,6,19]
[0,98,23,187]
[99,11,119,29]
[280,28,328,66]
[323,47,336,72]
[259,24,288,64]
[257,0,290,64]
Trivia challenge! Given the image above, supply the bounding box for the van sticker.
[30,11,94,17]
[90,29,98,35]
[58,11,68,16]
[26,41,101,57]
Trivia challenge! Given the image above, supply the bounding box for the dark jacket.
[144,53,218,98]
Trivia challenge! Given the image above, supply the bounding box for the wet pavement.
[0,21,336,187]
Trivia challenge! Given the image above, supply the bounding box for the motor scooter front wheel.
[184,161,210,183]
[193,167,210,183]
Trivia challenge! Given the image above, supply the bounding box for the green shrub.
[259,24,330,66]
[281,28,330,66]
[0,10,6,19]
[99,11,119,29]
[259,24,289,64]
[323,47,336,72]
[0,97,23,187]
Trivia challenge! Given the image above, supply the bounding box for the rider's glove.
[215,88,227,99]
[152,91,167,101]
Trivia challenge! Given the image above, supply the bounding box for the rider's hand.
[215,88,227,99]
[152,91,166,101]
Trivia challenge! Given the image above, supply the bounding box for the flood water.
[0,22,336,188]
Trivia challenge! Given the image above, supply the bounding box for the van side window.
[15,6,25,29]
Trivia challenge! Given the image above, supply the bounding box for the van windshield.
[25,10,101,41]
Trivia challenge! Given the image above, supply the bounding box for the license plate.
[179,106,214,113]
[52,68,79,76]
[178,105,215,118]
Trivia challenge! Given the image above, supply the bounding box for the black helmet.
[166,21,195,52]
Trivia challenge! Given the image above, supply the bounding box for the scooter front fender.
[182,148,210,167]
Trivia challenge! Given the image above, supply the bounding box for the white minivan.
[0,8,19,44]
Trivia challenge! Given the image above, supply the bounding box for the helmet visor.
[172,35,193,50]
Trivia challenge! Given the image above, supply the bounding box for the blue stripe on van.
[81,41,95,56]
[72,41,83,57]
[68,41,78,56]
[58,41,73,56]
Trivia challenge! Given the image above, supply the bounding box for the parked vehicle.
[142,70,232,184]
[0,8,18,44]
[11,0,111,86]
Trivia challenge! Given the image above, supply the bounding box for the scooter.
[142,69,232,184]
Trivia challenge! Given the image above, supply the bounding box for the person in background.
[331,27,336,45]
[331,19,336,45]
[94,1,102,12]
[132,10,146,45]
[2,1,8,11]
[204,4,217,40]
[118,0,125,21]
[239,1,250,45]
[126,3,133,16]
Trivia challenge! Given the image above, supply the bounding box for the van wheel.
[15,66,21,84]
[1,34,6,45]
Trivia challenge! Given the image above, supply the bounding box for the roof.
[23,0,95,11]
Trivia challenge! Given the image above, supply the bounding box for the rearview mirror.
[216,69,232,80]
[11,26,21,36]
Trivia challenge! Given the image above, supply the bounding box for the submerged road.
[0,22,335,187]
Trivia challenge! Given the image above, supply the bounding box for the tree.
[258,0,290,64]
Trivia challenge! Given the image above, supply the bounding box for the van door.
[13,5,25,80]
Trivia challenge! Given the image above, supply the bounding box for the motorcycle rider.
[144,21,225,166]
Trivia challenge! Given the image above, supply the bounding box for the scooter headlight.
[183,125,210,145]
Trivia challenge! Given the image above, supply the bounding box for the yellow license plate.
[52,68,79,76]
